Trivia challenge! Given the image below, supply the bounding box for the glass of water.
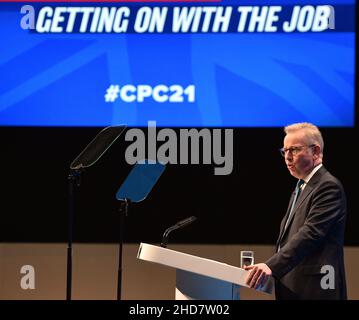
[240,251,254,268]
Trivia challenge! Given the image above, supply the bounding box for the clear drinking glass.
[240,251,254,268]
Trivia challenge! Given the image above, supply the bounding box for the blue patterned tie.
[283,179,305,232]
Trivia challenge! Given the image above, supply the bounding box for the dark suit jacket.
[266,166,347,300]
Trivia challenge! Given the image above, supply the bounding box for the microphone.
[160,216,197,248]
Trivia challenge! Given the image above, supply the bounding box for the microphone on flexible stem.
[160,216,197,248]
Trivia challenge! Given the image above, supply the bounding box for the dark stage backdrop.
[0,126,358,245]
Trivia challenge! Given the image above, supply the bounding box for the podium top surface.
[137,243,273,294]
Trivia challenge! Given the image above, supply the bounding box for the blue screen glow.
[0,0,356,127]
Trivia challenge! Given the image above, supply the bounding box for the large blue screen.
[0,0,356,127]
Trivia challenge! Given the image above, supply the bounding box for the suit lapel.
[276,192,296,245]
[276,166,327,247]
[283,183,314,232]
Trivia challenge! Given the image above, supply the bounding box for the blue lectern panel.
[176,270,240,300]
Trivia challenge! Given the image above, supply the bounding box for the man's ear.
[313,145,321,159]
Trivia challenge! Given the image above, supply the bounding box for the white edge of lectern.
[137,243,273,294]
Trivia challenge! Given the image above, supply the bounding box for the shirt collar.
[302,163,323,185]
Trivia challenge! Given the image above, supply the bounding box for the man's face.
[283,131,316,179]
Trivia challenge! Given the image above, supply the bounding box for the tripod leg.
[117,241,123,300]
[66,173,77,300]
[117,201,127,300]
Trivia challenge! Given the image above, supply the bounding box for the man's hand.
[244,263,272,289]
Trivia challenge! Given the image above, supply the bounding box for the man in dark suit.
[245,122,347,299]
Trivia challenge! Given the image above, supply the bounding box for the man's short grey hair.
[284,122,324,156]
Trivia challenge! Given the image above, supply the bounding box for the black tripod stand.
[66,125,126,300]
[114,161,166,300]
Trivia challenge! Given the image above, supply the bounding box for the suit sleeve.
[266,179,346,279]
